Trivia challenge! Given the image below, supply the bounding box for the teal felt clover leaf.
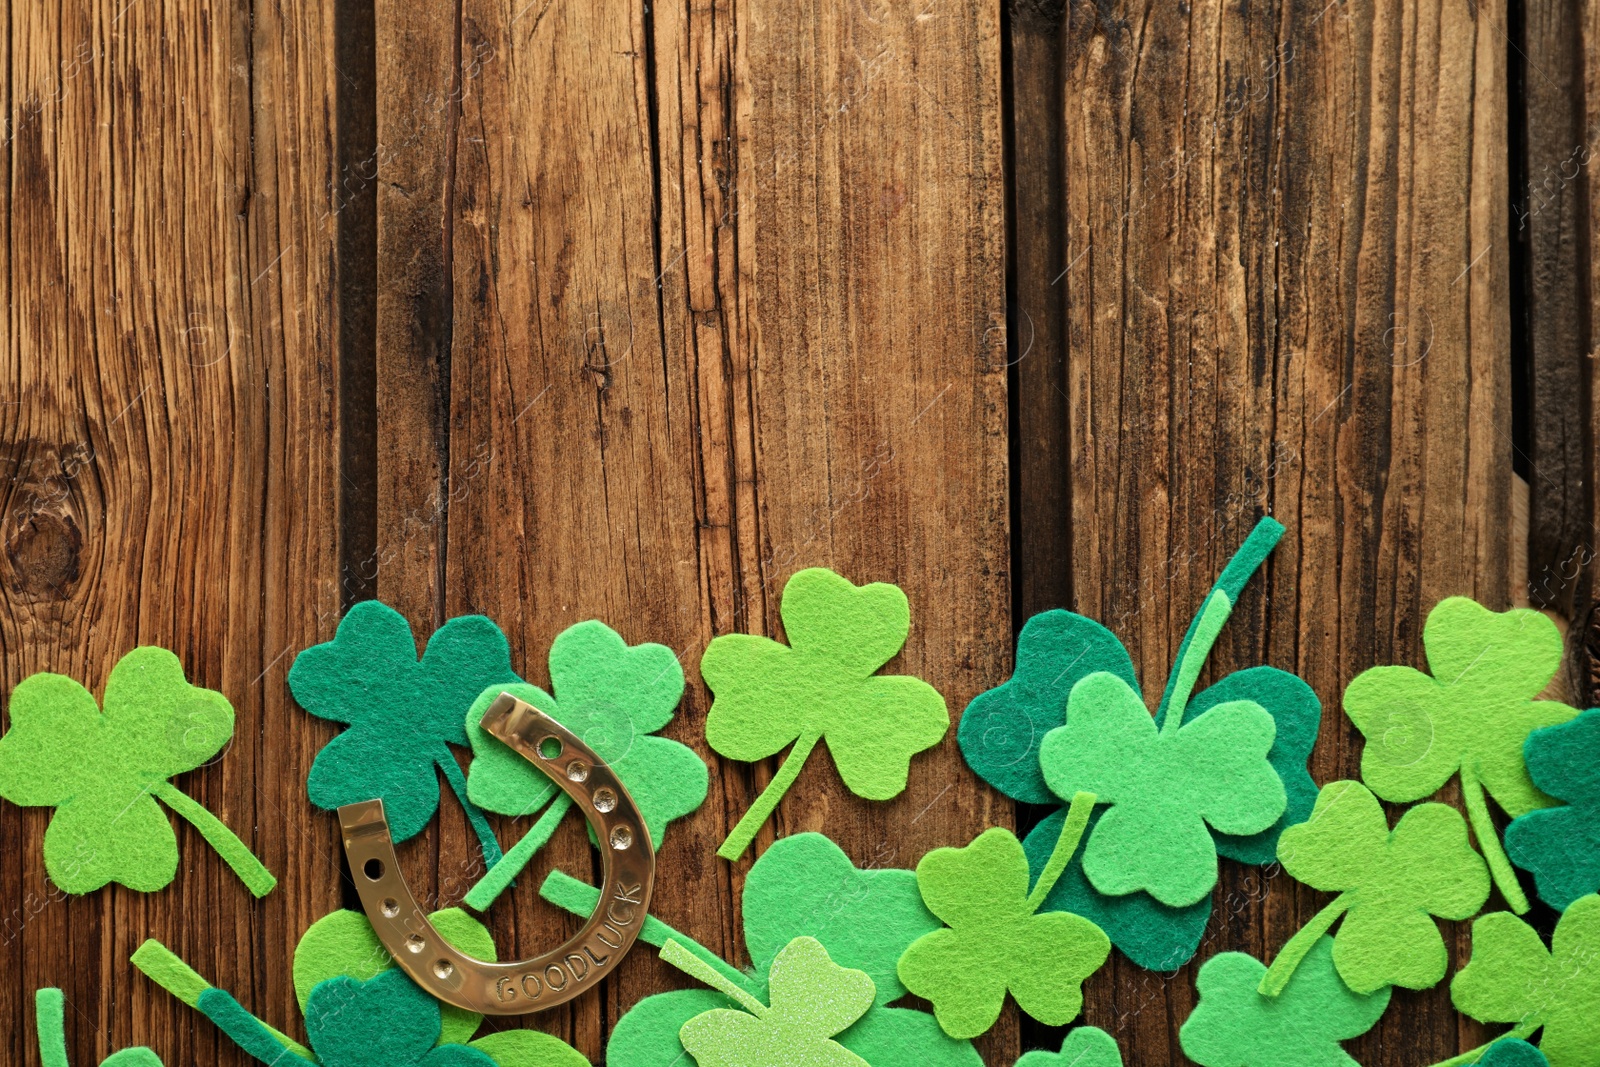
[289,600,521,865]
[1506,708,1600,911]
[36,988,162,1067]
[668,937,874,1067]
[1260,779,1489,996]
[1014,1028,1123,1067]
[1343,597,1578,914]
[462,620,707,911]
[0,647,276,896]
[898,794,1109,1038]
[1179,937,1391,1067]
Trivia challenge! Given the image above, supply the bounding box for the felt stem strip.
[197,988,320,1066]
[1459,762,1531,915]
[131,938,314,1059]
[1256,892,1353,997]
[436,755,505,867]
[35,989,68,1067]
[539,868,762,996]
[149,781,278,898]
[716,729,822,861]
[1163,593,1233,736]
[1421,1023,1540,1067]
[1027,791,1096,911]
[660,939,769,1017]
[463,794,573,911]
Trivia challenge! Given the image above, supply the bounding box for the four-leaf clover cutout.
[0,647,275,896]
[701,568,948,859]
[1506,708,1600,911]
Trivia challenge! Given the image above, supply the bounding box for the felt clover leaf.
[898,794,1110,1038]
[668,937,874,1067]
[1479,1043,1552,1067]
[1506,708,1600,911]
[36,988,162,1067]
[701,568,948,859]
[289,600,521,865]
[1014,1028,1124,1067]
[462,620,707,911]
[1179,936,1391,1067]
[1450,893,1600,1067]
[0,647,276,896]
[1260,779,1489,996]
[1344,597,1578,913]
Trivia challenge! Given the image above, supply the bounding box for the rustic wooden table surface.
[2,0,1596,1063]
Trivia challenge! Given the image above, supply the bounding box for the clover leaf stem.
[1458,762,1531,915]
[1255,892,1352,997]
[436,754,506,868]
[197,988,320,1066]
[464,794,574,911]
[1419,1023,1540,1067]
[149,781,277,898]
[1027,791,1097,912]
[131,938,315,1060]
[718,730,823,861]
[661,939,770,1017]
[36,989,69,1067]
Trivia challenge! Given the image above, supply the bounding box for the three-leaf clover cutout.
[1261,779,1489,996]
[898,793,1110,1038]
[462,620,707,910]
[1343,597,1577,913]
[701,568,948,859]
[1506,708,1600,911]
[0,647,275,896]
[36,988,162,1066]
[289,600,521,865]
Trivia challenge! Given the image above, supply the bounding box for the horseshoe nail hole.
[593,787,617,813]
[433,959,454,980]
[538,736,563,759]
[363,858,384,881]
[381,898,400,918]
[405,934,426,954]
[609,825,633,850]
[566,760,589,782]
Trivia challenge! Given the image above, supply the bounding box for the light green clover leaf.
[898,794,1109,1038]
[1014,1028,1123,1067]
[462,620,706,910]
[701,568,948,859]
[0,647,274,896]
[37,988,163,1067]
[1344,597,1577,913]
[1260,779,1489,996]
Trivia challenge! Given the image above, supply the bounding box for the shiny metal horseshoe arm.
[338,691,656,1015]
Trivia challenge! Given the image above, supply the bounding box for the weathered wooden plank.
[0,0,346,1064]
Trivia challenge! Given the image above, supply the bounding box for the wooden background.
[0,0,1596,1063]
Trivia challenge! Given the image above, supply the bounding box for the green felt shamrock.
[0,647,276,896]
[36,988,162,1067]
[669,937,873,1067]
[701,568,948,859]
[1179,936,1391,1067]
[540,832,981,1067]
[289,600,521,864]
[1506,708,1600,911]
[1261,779,1489,996]
[1450,893,1600,1067]
[1344,597,1577,913]
[1478,1043,1552,1067]
[897,794,1109,1038]
[1014,1028,1123,1067]
[462,620,707,910]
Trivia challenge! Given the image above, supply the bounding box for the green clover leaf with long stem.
[36,988,162,1067]
[289,600,521,865]
[701,568,948,860]
[897,792,1109,1038]
[462,620,707,911]
[1343,597,1577,914]
[1506,708,1600,911]
[1260,779,1489,996]
[0,647,275,896]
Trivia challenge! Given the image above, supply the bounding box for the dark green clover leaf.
[289,600,521,864]
[1479,1042,1551,1067]
[898,795,1109,1038]
[1506,708,1600,911]
[0,647,275,896]
[1261,780,1488,996]
[462,620,707,911]
[37,988,162,1067]
[1344,597,1578,913]
[1015,1028,1123,1067]
[1179,937,1391,1067]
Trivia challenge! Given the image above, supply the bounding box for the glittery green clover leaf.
[1260,780,1489,996]
[289,600,521,865]
[1449,894,1600,1067]
[667,937,873,1067]
[0,647,275,896]
[1344,597,1578,914]
[1506,708,1600,911]
[898,794,1109,1038]
[1179,937,1391,1067]
[36,988,163,1067]
[702,568,948,860]
[462,620,707,911]
[1014,1027,1123,1067]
